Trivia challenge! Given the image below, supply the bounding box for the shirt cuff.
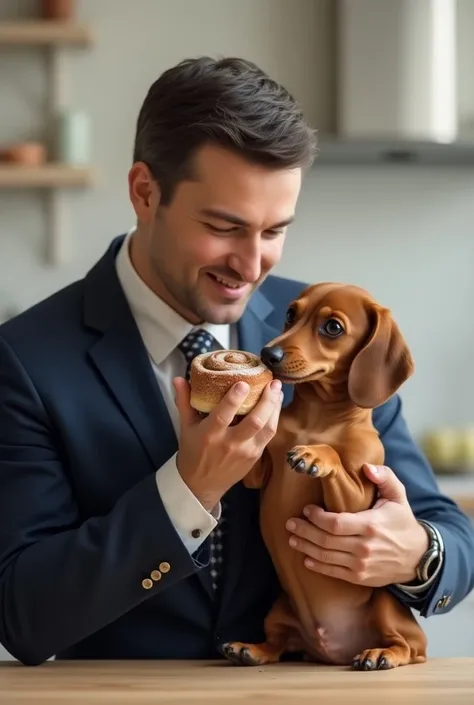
[155,453,220,554]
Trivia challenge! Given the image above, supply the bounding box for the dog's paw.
[219,641,268,667]
[286,446,333,478]
[351,648,400,671]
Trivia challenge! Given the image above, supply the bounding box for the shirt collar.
[116,228,230,366]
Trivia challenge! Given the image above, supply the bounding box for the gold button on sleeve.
[142,578,153,590]
[159,561,171,573]
[150,570,162,581]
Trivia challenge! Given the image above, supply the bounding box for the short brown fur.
[221,282,427,671]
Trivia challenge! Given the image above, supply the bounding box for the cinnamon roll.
[189,350,273,415]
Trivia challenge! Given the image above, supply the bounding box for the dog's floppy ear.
[348,305,414,409]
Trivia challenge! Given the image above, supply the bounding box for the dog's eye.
[320,318,344,337]
[285,306,297,326]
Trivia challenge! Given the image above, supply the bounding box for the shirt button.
[159,562,170,574]
[142,578,153,590]
[191,529,202,538]
[150,570,162,581]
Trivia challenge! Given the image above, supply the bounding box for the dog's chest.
[263,415,333,513]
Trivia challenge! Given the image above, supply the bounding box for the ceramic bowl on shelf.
[421,427,474,475]
[41,0,76,20]
[0,142,47,166]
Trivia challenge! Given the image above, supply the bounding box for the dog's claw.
[286,447,322,477]
[377,657,390,670]
[352,652,393,671]
[219,642,262,667]
[219,643,244,666]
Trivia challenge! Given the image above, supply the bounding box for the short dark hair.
[133,56,318,205]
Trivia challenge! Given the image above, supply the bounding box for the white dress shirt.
[115,229,237,555]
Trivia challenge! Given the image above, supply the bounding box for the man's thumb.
[363,463,407,503]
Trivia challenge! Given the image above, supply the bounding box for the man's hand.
[286,463,429,587]
[173,376,283,511]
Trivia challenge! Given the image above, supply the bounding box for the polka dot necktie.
[178,328,228,595]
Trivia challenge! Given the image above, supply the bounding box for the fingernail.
[305,558,315,569]
[365,463,379,475]
[286,520,296,531]
[271,380,282,393]
[303,506,311,517]
[289,537,297,548]
[235,382,249,395]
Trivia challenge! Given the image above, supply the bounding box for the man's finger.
[286,517,361,554]
[173,377,201,427]
[254,389,283,445]
[234,380,282,440]
[206,381,250,429]
[303,557,356,583]
[288,533,355,569]
[363,463,407,504]
[302,504,365,536]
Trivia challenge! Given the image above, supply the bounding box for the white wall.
[1,0,474,661]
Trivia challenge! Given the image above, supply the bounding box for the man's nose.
[228,242,262,284]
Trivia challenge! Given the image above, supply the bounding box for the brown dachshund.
[221,282,427,671]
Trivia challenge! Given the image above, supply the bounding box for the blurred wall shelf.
[0,20,93,46]
[0,19,95,265]
[0,164,93,188]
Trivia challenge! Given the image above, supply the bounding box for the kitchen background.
[0,0,473,659]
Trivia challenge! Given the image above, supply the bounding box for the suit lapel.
[84,237,177,473]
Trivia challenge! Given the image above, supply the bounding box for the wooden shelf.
[0,164,93,188]
[0,21,93,46]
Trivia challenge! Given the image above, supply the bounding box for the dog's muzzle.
[260,345,285,370]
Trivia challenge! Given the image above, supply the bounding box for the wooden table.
[0,659,473,705]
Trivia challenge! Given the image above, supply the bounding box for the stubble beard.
[149,256,248,325]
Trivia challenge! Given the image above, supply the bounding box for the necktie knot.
[178,328,218,380]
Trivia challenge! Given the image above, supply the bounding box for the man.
[0,56,473,667]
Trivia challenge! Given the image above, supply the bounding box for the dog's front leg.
[286,444,372,513]
[242,448,271,490]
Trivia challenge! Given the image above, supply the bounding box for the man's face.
[129,143,302,324]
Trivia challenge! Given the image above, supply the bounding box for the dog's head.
[261,282,414,409]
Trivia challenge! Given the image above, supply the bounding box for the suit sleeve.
[0,335,210,666]
[374,394,474,618]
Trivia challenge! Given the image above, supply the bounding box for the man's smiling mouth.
[207,273,247,290]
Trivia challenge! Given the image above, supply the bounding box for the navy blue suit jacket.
[0,236,473,666]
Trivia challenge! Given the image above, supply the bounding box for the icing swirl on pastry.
[194,350,266,375]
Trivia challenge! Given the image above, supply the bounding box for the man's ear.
[128,161,161,223]
[348,306,414,408]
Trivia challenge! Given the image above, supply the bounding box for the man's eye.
[204,223,236,233]
[264,229,284,238]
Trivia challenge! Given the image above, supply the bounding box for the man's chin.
[197,299,249,326]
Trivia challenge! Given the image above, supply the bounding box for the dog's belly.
[259,442,378,665]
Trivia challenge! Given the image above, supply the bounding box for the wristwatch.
[396,520,444,595]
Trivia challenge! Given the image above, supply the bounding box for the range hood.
[317,0,474,165]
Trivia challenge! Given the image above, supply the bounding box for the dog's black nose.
[261,345,285,369]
